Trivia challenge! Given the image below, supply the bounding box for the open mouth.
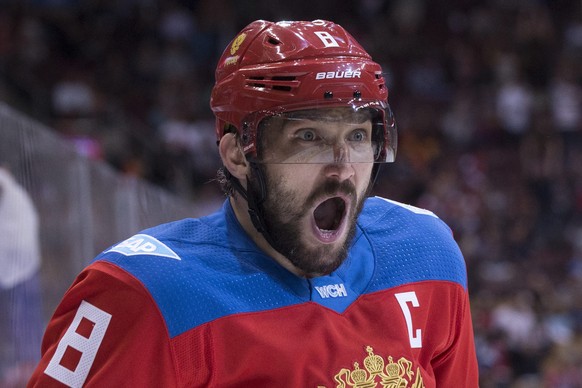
[312,196,348,242]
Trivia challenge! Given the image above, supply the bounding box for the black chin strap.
[225,164,279,249]
[371,163,382,187]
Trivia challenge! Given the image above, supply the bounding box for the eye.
[348,129,368,142]
[296,129,318,142]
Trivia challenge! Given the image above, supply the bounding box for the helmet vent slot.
[270,76,295,92]
[267,36,281,45]
[272,85,292,92]
[248,76,266,88]
[246,75,297,92]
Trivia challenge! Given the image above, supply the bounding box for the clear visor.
[251,103,396,164]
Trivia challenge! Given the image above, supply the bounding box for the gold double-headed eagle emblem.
[319,346,425,388]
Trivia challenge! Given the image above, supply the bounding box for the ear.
[218,133,249,181]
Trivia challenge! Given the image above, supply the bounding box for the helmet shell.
[210,19,389,158]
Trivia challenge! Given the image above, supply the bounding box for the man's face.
[250,108,375,276]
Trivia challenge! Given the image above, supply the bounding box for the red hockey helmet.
[210,19,396,163]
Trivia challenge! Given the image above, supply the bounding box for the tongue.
[314,198,338,231]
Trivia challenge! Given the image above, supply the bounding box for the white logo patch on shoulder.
[106,234,181,260]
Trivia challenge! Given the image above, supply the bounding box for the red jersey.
[29,197,479,387]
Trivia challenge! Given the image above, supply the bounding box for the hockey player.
[29,20,479,387]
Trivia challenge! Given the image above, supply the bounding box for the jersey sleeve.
[27,261,178,387]
[433,286,479,386]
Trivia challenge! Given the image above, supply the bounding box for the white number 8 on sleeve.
[395,291,422,349]
[44,300,112,387]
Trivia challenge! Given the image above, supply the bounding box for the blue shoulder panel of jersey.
[94,201,310,338]
[93,197,468,338]
[357,196,468,292]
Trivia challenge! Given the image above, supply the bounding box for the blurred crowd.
[1,0,582,386]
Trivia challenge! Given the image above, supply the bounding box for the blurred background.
[1,0,581,386]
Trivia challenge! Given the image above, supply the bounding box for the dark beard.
[252,168,367,276]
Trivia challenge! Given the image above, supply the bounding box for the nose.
[332,141,349,163]
[324,161,355,182]
[333,141,351,163]
[323,142,354,181]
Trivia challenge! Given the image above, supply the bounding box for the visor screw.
[323,91,333,99]
[353,90,362,99]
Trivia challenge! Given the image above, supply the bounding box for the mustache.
[306,179,357,206]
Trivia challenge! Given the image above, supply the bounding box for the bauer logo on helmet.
[315,70,362,80]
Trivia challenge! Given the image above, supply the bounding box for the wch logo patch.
[314,283,348,299]
[106,234,181,260]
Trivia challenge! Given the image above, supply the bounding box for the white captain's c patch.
[106,234,181,260]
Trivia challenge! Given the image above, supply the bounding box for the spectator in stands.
[0,164,43,388]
